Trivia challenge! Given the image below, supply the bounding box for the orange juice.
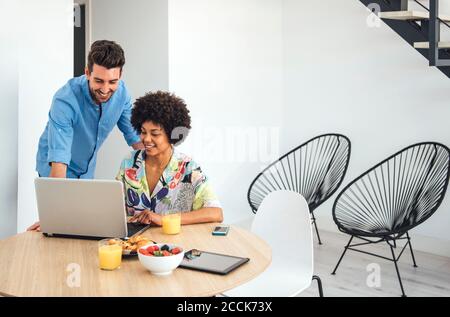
[98,239,122,270]
[162,213,181,235]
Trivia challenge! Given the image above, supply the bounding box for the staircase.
[362,0,450,77]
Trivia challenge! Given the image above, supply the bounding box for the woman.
[116,91,223,226]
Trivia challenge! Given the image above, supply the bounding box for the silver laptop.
[35,178,149,240]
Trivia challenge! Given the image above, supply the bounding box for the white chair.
[223,190,323,297]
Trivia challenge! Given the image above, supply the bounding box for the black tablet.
[179,249,250,275]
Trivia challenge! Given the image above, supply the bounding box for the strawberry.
[139,249,149,256]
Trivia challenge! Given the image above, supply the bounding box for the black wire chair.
[247,133,351,244]
[331,142,450,297]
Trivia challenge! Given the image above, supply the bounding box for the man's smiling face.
[85,64,121,104]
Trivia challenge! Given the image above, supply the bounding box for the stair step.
[414,41,450,49]
[378,10,450,22]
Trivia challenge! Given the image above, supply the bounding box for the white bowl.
[137,243,185,276]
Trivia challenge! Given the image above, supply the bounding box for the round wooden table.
[0,223,271,297]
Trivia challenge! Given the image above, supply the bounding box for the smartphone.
[212,225,230,236]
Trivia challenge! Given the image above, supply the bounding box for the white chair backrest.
[251,190,313,277]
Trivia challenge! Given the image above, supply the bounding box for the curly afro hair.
[131,91,192,145]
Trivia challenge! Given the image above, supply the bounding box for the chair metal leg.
[331,236,353,275]
[406,232,418,268]
[311,211,323,245]
[389,243,407,297]
[312,275,324,297]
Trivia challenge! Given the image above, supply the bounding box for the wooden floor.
[300,230,450,297]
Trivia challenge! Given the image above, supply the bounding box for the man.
[28,40,143,231]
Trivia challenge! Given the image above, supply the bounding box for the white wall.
[282,0,450,256]
[0,0,19,238]
[91,0,169,179]
[16,0,73,232]
[168,0,284,224]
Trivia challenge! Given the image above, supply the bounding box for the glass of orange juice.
[162,213,181,235]
[98,238,122,270]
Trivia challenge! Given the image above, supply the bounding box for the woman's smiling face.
[140,121,171,157]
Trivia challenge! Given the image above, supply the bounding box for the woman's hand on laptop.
[26,221,41,232]
[129,210,162,226]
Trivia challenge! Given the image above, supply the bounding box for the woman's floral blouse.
[116,149,221,216]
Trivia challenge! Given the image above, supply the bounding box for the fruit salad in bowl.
[138,243,184,276]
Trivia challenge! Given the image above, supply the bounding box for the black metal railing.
[414,0,450,66]
[360,0,450,77]
[414,0,450,28]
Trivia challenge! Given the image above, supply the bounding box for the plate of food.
[106,235,156,257]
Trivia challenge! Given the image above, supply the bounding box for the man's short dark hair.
[87,40,125,72]
[131,91,192,145]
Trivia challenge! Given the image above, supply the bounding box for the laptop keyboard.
[126,222,150,238]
